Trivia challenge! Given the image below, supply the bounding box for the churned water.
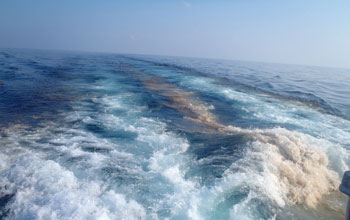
[0,49,349,220]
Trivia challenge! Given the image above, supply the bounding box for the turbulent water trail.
[138,72,342,211]
[0,50,348,220]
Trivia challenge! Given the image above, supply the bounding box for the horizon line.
[1,46,349,71]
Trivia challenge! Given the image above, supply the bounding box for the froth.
[0,88,197,219]
[248,128,341,208]
[0,154,146,220]
[221,125,342,210]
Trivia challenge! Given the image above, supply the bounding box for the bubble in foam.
[247,128,341,208]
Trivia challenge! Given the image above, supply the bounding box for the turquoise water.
[0,49,349,219]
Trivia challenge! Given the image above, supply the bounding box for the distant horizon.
[2,46,349,70]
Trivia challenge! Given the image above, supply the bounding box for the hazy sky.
[0,0,349,68]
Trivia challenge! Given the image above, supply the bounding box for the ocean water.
[0,49,349,220]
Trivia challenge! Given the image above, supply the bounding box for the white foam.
[1,154,146,220]
[0,153,8,172]
[146,122,200,219]
[0,90,197,219]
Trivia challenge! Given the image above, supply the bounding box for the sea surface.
[0,48,349,220]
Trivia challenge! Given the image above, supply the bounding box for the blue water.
[0,49,349,220]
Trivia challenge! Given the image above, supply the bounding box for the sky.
[0,0,349,68]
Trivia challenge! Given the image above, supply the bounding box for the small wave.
[0,52,11,59]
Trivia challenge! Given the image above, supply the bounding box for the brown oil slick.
[137,73,231,133]
[136,72,344,215]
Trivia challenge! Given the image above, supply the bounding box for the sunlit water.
[0,49,349,220]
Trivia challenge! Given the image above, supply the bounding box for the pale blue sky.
[0,0,349,68]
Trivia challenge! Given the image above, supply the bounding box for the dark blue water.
[0,49,349,220]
